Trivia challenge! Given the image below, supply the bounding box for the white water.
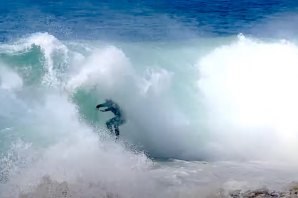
[1,33,298,197]
[199,35,298,162]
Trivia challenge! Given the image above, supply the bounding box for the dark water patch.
[1,0,298,41]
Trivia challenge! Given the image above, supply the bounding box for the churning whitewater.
[1,32,298,197]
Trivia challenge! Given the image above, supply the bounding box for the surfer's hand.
[100,110,105,112]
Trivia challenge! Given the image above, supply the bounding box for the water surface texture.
[1,1,298,197]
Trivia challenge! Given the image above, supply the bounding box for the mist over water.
[1,0,298,197]
[199,35,298,162]
[0,32,298,197]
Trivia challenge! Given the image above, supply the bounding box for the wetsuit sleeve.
[101,107,113,112]
[96,103,106,109]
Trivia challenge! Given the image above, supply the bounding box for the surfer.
[96,99,126,138]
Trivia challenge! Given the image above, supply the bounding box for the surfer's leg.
[114,126,120,137]
[106,119,114,133]
[113,117,121,137]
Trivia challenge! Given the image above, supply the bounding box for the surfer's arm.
[96,103,106,109]
[100,107,112,112]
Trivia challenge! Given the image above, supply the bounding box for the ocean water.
[1,1,298,197]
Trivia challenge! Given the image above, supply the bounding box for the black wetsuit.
[96,100,125,137]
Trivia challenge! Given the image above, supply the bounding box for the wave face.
[1,32,298,197]
[3,1,298,197]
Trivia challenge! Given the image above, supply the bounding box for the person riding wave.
[96,99,126,138]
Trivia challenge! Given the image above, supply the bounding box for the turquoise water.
[0,32,298,198]
[1,1,298,197]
